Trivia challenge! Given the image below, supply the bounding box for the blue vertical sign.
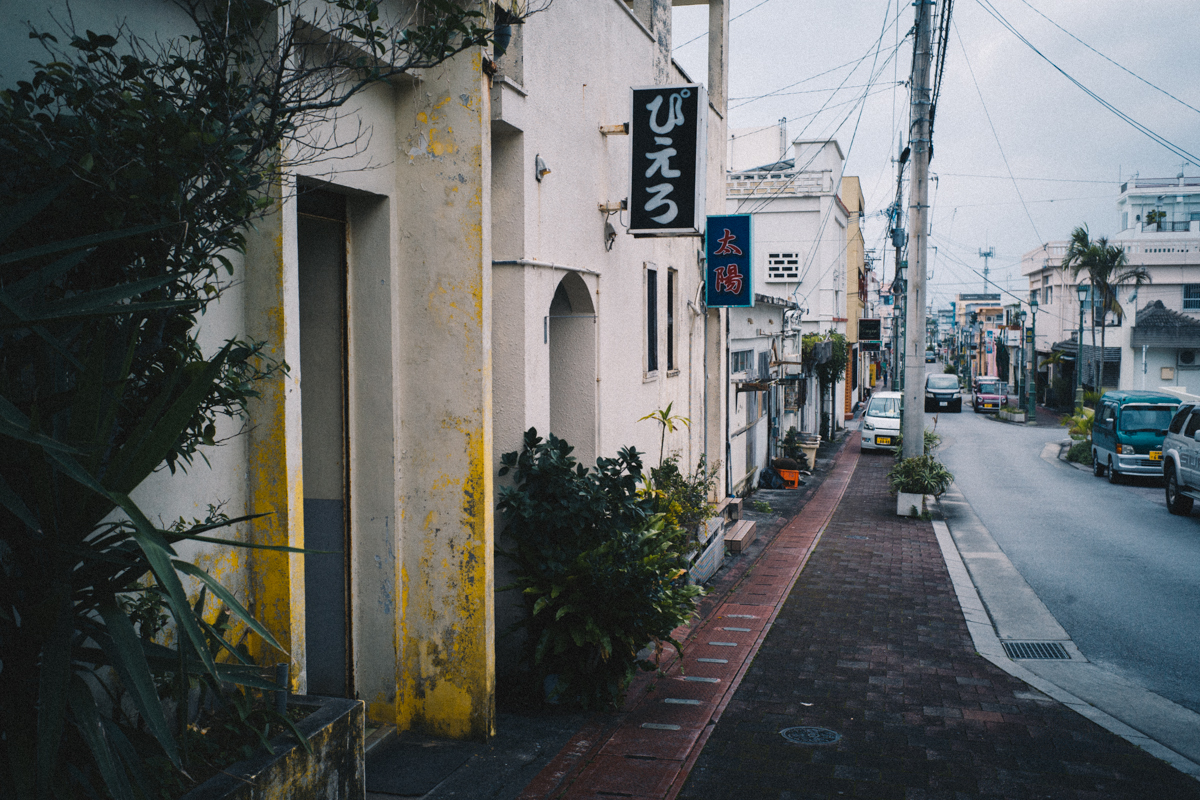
[705,214,752,308]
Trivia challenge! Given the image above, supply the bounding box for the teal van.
[1091,390,1181,483]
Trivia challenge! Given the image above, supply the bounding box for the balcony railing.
[1121,176,1200,192]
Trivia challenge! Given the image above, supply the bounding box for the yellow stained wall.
[383,46,495,741]
[242,187,307,685]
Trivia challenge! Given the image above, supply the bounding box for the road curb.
[930,516,1200,780]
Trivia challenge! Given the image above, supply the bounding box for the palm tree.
[1061,225,1150,392]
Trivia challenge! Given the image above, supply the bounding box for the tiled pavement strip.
[523,432,1200,799]
[518,436,861,800]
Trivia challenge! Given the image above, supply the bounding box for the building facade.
[723,138,855,489]
[1,0,733,741]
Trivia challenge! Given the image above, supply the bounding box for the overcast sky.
[672,0,1200,314]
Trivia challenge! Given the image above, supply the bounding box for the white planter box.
[896,492,928,517]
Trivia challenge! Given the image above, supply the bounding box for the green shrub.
[887,454,953,497]
[646,454,719,556]
[1066,440,1094,465]
[497,429,703,709]
[1062,407,1094,440]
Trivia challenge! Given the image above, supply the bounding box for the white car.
[862,391,902,451]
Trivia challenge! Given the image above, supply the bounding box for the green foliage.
[1145,209,1166,229]
[801,331,850,387]
[943,363,958,374]
[887,454,953,497]
[1062,407,1094,440]
[638,403,690,468]
[497,430,703,709]
[0,2,516,796]
[1066,439,1094,465]
[1083,389,1105,409]
[646,454,719,556]
[891,428,941,457]
[1062,224,1151,390]
[749,500,773,514]
[781,426,803,462]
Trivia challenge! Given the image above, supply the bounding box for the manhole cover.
[780,726,841,745]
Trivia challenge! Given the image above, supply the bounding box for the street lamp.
[1075,282,1090,413]
[1026,293,1037,423]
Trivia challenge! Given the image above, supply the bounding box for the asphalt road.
[926,383,1200,715]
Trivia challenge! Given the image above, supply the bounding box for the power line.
[954,19,1042,243]
[934,172,1115,184]
[974,0,1200,168]
[1012,0,1200,118]
[672,0,776,51]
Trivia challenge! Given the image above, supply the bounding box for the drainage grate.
[1002,641,1070,660]
[780,726,841,746]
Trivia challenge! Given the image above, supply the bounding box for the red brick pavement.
[677,443,1200,800]
[517,437,862,800]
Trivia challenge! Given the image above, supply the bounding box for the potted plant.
[887,454,953,517]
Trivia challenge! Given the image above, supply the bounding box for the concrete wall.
[3,0,731,741]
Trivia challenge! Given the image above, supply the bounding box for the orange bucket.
[777,469,800,489]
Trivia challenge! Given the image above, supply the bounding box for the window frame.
[666,268,677,372]
[1184,284,1200,311]
[645,266,659,375]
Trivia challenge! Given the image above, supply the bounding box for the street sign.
[858,318,882,341]
[704,214,752,307]
[1025,328,1033,345]
[629,84,707,237]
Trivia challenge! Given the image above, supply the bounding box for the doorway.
[298,189,352,697]
[547,273,597,464]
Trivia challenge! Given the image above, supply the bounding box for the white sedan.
[861,391,902,451]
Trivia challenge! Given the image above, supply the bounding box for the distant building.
[1022,174,1200,399]
[723,138,859,490]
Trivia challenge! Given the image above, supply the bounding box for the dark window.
[646,269,658,372]
[758,351,769,380]
[1169,405,1193,434]
[667,269,676,370]
[1184,285,1200,311]
[1185,412,1200,438]
[731,349,753,373]
[1119,405,1175,433]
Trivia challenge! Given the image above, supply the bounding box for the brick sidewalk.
[677,444,1200,799]
[517,435,862,800]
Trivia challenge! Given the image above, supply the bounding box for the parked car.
[924,374,962,412]
[1091,390,1180,483]
[925,349,936,363]
[972,377,1007,414]
[861,391,902,451]
[1162,401,1200,514]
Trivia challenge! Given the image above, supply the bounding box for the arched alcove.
[548,272,597,465]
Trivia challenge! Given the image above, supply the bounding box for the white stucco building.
[1021,174,1200,399]
[722,137,859,490]
[1,0,734,741]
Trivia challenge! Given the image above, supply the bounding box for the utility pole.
[978,247,994,294]
[902,0,934,460]
[889,139,908,392]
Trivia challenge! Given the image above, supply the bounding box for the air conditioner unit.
[1179,349,1199,369]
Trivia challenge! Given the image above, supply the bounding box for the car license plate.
[984,403,994,408]
[1150,451,1161,461]
[876,436,892,445]
[939,401,948,407]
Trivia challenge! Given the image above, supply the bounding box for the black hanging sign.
[629,84,707,237]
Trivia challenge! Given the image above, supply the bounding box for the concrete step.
[725,519,757,554]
